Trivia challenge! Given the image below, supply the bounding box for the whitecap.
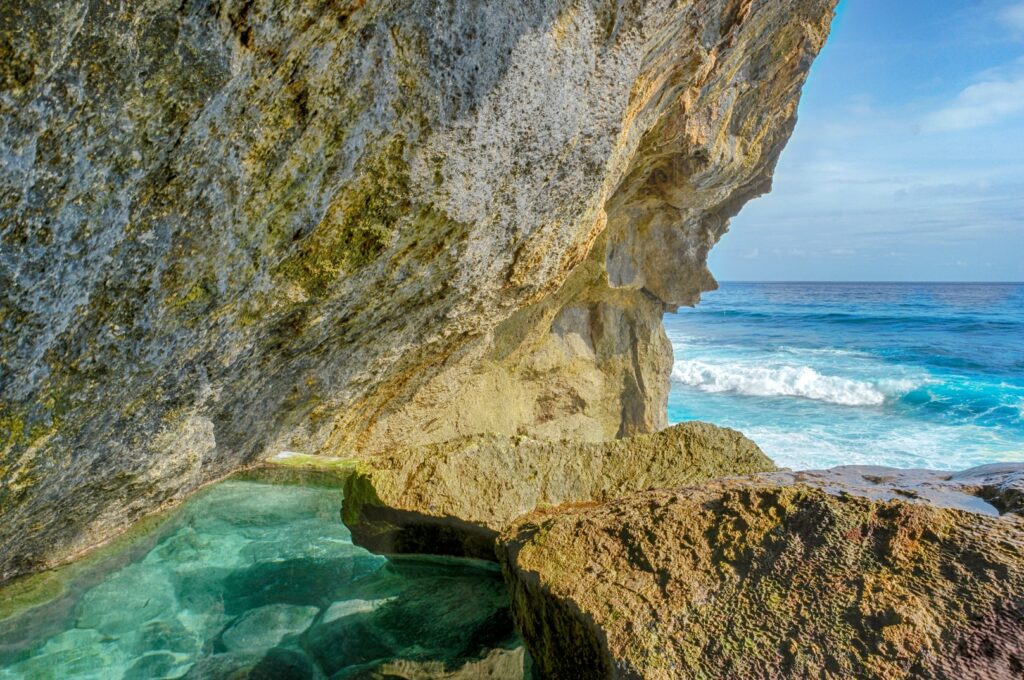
[670,359,916,407]
[777,345,870,358]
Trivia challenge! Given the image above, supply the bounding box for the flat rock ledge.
[341,422,775,560]
[500,466,1024,679]
[760,464,1024,517]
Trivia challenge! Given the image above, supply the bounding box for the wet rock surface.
[501,467,1024,679]
[762,463,1024,517]
[342,421,775,560]
[350,646,531,680]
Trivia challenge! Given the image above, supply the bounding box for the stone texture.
[297,556,518,677]
[219,603,319,651]
[0,0,836,581]
[759,463,1024,518]
[342,421,775,560]
[500,466,1024,679]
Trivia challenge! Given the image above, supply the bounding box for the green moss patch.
[274,135,410,297]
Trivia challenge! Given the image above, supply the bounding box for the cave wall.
[0,0,836,581]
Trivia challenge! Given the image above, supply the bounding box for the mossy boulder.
[342,421,775,560]
[500,465,1024,679]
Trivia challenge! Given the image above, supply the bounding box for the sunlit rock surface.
[501,465,1024,679]
[0,0,836,580]
[342,421,775,559]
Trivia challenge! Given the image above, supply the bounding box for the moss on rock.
[0,0,837,584]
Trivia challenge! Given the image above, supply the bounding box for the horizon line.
[715,280,1024,285]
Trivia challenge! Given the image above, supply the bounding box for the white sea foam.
[741,422,1022,472]
[777,345,870,358]
[671,359,918,406]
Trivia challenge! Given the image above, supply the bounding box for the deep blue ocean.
[666,282,1024,471]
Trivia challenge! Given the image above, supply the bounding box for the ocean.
[665,282,1024,471]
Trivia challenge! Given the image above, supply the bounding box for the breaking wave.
[671,359,918,407]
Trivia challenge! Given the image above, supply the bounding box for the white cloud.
[1001,2,1024,32]
[922,73,1024,132]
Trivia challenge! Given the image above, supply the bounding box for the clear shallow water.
[666,282,1024,470]
[0,479,523,679]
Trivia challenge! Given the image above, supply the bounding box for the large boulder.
[343,422,775,560]
[500,466,1024,679]
[0,0,836,581]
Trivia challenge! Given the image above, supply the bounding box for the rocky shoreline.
[338,424,1024,679]
[1,0,837,583]
[5,0,1023,676]
[341,422,775,561]
[2,422,1021,677]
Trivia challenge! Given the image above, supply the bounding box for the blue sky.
[710,0,1024,281]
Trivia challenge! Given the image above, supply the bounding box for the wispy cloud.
[1001,2,1024,32]
[922,71,1024,132]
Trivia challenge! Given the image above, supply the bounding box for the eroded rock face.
[0,0,836,580]
[501,467,1024,679]
[342,421,775,560]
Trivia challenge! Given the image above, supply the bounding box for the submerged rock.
[122,651,193,680]
[342,422,775,560]
[500,467,1024,679]
[351,646,530,679]
[220,603,319,652]
[299,557,517,677]
[0,0,836,581]
[74,563,177,635]
[0,628,131,679]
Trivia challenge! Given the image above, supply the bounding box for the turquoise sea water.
[666,282,1024,471]
[0,479,523,679]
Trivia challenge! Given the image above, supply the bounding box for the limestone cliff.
[0,0,836,581]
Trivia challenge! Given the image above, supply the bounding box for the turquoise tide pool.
[667,281,1024,470]
[0,479,524,679]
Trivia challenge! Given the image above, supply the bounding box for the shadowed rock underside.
[342,421,775,560]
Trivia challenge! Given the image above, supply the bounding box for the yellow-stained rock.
[500,469,1024,679]
[0,0,836,581]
